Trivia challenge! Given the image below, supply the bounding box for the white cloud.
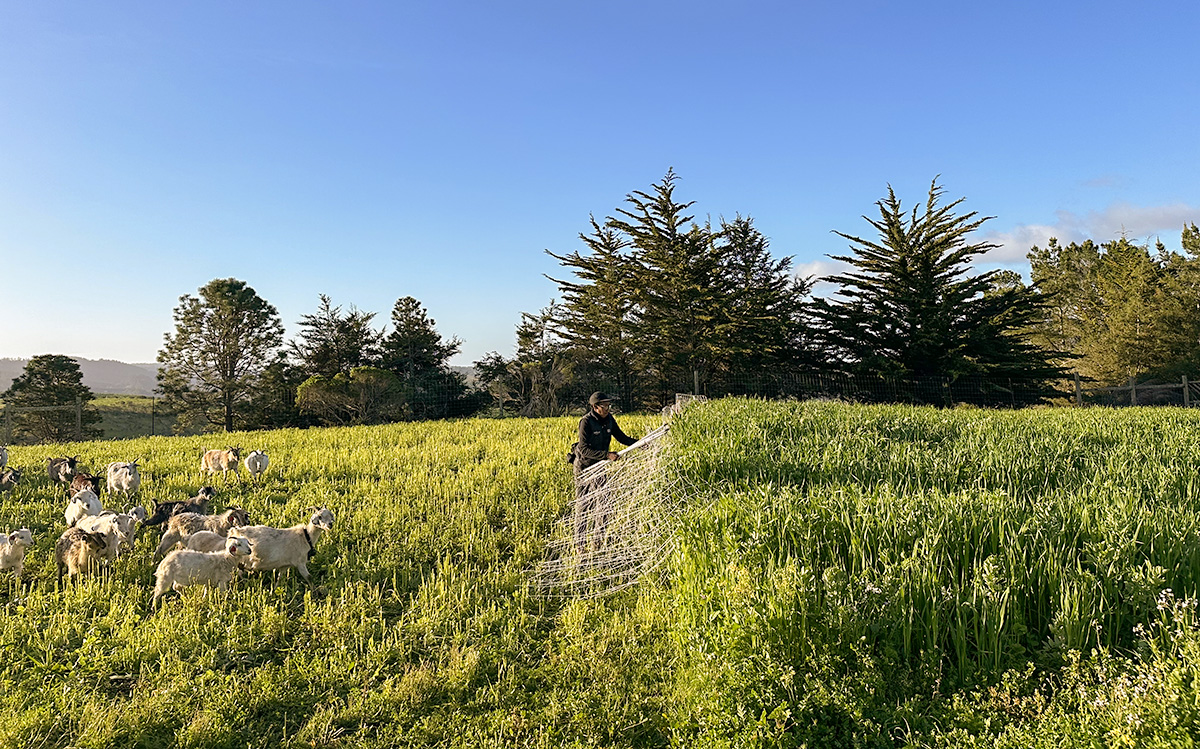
[794,258,852,297]
[982,202,1199,263]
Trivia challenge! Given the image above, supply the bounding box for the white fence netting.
[532,395,706,598]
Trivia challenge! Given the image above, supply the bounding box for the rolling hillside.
[0,357,159,396]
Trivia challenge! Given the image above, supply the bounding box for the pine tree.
[710,215,816,375]
[379,297,460,377]
[2,355,102,443]
[157,278,284,432]
[378,296,467,419]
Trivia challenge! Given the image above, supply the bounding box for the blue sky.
[2,1,1198,366]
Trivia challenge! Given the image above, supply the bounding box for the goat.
[0,467,21,493]
[201,448,242,481]
[0,528,34,579]
[105,460,141,496]
[69,472,102,497]
[76,511,140,559]
[244,450,269,482]
[154,506,250,559]
[152,535,253,605]
[55,527,108,583]
[145,487,216,527]
[47,455,79,484]
[64,488,103,527]
[231,506,334,582]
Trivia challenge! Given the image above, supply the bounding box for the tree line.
[477,172,1198,413]
[4,171,1196,440]
[154,284,484,433]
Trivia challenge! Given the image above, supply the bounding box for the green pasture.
[92,394,188,440]
[1,401,1198,747]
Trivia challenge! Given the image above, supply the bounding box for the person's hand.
[607,452,619,461]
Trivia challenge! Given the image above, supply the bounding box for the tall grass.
[0,415,669,748]
[664,399,1200,746]
[2,401,1199,746]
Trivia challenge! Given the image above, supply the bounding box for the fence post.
[76,396,82,440]
[1185,375,1191,408]
[1130,377,1138,407]
[693,370,699,396]
[2,406,9,444]
[1074,372,1082,406]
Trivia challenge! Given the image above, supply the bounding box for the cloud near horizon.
[983,202,1199,263]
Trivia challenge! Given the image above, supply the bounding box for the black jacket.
[574,410,636,471]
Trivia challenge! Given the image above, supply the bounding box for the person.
[572,391,638,553]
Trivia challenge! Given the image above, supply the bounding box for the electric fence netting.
[532,395,708,598]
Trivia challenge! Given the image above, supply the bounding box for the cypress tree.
[814,180,1068,402]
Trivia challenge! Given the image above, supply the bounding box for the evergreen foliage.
[1,354,102,443]
[289,294,382,378]
[297,366,406,425]
[157,278,285,433]
[379,296,461,377]
[1028,230,1200,384]
[540,169,815,411]
[813,180,1068,401]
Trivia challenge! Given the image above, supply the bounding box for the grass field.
[1,400,1198,747]
[92,394,186,440]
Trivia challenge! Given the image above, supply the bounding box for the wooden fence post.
[1074,373,1082,406]
[1186,375,1192,408]
[75,396,82,441]
[1130,377,1138,406]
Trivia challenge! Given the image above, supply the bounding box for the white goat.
[244,450,269,482]
[64,488,103,527]
[154,506,250,559]
[153,535,253,605]
[232,506,334,582]
[0,528,33,579]
[183,530,230,553]
[106,460,141,496]
[201,448,242,481]
[75,511,139,560]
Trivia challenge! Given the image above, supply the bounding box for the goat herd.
[0,445,336,607]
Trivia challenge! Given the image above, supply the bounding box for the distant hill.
[0,358,475,397]
[451,365,477,385]
[0,357,159,396]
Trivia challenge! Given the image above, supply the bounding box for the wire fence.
[564,371,1069,414]
[532,410,698,598]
